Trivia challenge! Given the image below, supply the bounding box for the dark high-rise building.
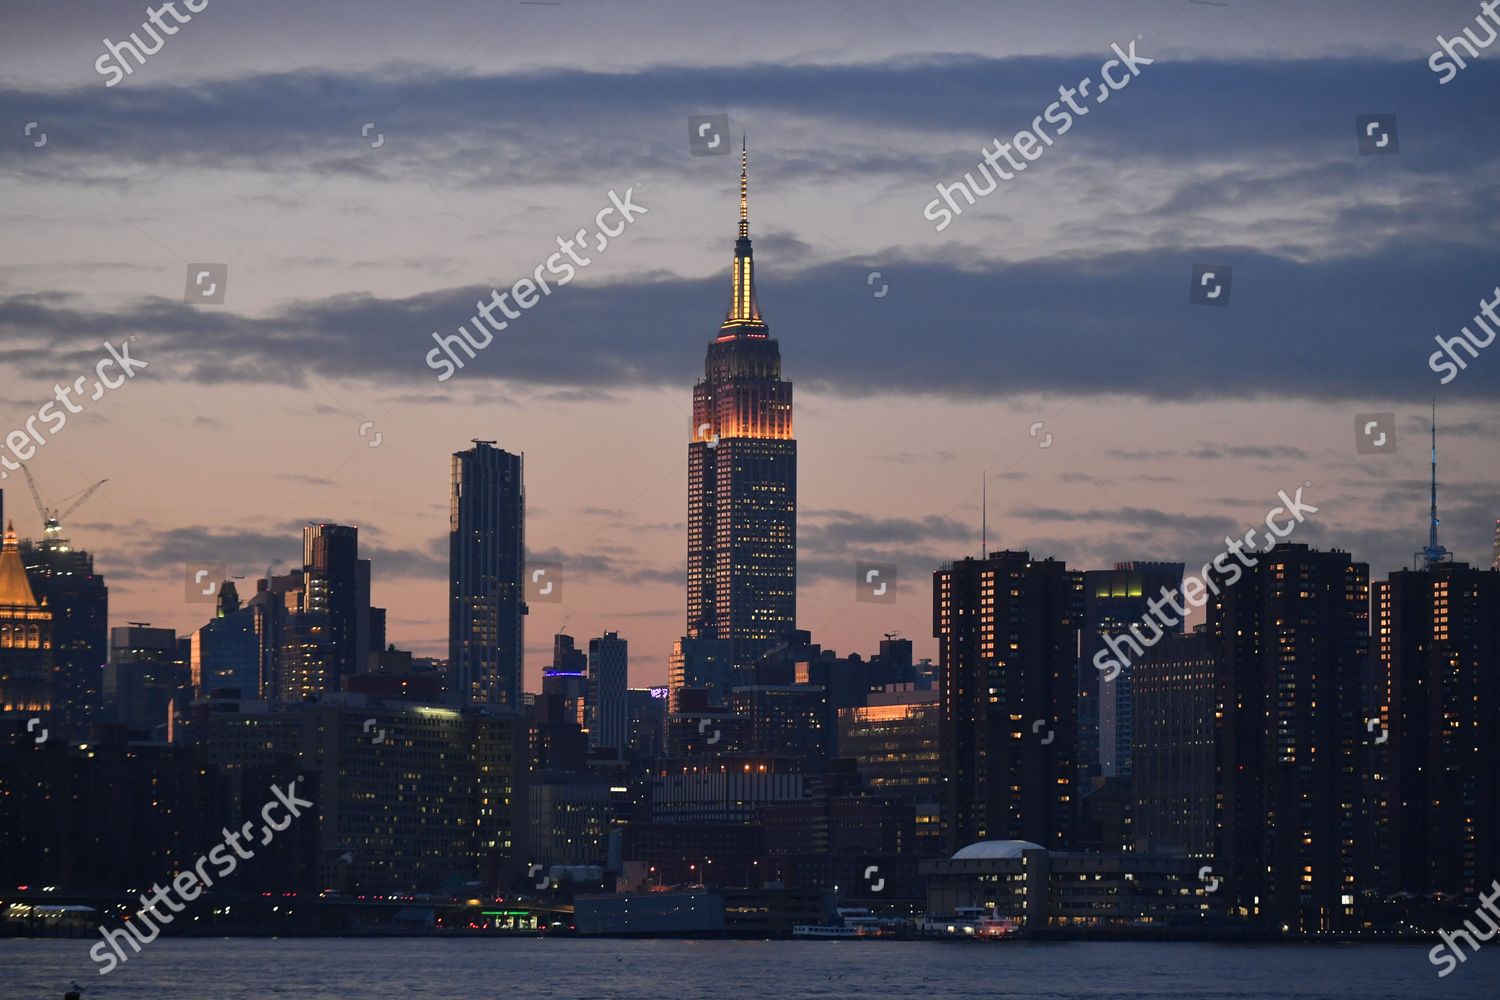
[21,529,107,733]
[731,684,825,765]
[302,524,361,689]
[0,522,52,721]
[686,142,796,672]
[838,686,942,852]
[668,636,735,711]
[1080,562,1184,783]
[191,583,260,698]
[106,624,187,737]
[626,687,667,760]
[1374,561,1500,902]
[587,631,628,753]
[935,551,1083,852]
[1209,543,1369,933]
[1131,627,1216,858]
[543,633,588,727]
[449,441,524,709]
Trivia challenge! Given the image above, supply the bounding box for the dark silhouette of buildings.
[21,528,106,734]
[1210,543,1369,933]
[1079,562,1184,783]
[1374,561,1500,901]
[587,631,628,753]
[449,441,524,709]
[302,523,363,689]
[105,623,187,738]
[1131,626,1216,858]
[935,551,1083,852]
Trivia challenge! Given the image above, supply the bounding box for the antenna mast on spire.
[1417,398,1452,570]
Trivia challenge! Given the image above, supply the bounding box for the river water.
[2,938,1495,999]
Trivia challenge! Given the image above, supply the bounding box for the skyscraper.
[449,441,524,709]
[935,550,1083,852]
[1374,561,1500,903]
[302,523,361,688]
[1131,627,1216,858]
[1079,562,1185,783]
[105,623,186,737]
[686,141,797,672]
[587,631,628,753]
[21,527,107,733]
[0,521,52,720]
[1209,543,1369,933]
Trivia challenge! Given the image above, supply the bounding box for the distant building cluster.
[1,150,1497,942]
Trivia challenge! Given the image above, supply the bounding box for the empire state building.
[686,141,796,673]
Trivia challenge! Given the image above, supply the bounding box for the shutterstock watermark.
[96,2,211,87]
[1093,485,1319,680]
[1428,282,1499,384]
[922,39,1153,232]
[1429,880,1500,976]
[425,186,647,381]
[0,340,148,480]
[1428,1,1500,85]
[88,778,312,975]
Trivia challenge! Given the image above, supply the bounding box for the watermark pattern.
[425,187,647,381]
[1189,264,1231,307]
[1093,485,1319,679]
[0,341,148,480]
[1429,879,1500,976]
[923,39,1153,231]
[183,562,225,603]
[688,113,730,156]
[855,561,897,603]
[185,263,228,304]
[96,1,211,87]
[1428,283,1500,384]
[89,777,312,975]
[1356,114,1399,155]
[1355,412,1396,455]
[1429,3,1500,85]
[526,562,563,603]
[24,121,46,148]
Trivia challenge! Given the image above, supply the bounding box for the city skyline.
[1,1,1498,694]
[4,4,1500,983]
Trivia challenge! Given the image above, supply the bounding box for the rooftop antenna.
[981,471,987,559]
[1417,398,1452,570]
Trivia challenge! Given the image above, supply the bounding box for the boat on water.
[792,907,893,938]
[917,906,1019,939]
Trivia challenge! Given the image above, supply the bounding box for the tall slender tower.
[686,140,797,673]
[450,441,525,709]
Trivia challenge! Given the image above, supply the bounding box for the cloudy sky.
[1,0,1496,687]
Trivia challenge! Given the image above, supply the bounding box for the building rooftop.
[951,840,1046,861]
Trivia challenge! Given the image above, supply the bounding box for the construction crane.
[19,465,108,541]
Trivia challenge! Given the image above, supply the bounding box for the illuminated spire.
[723,135,763,331]
[739,135,749,239]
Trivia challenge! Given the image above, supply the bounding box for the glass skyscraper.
[449,441,524,709]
